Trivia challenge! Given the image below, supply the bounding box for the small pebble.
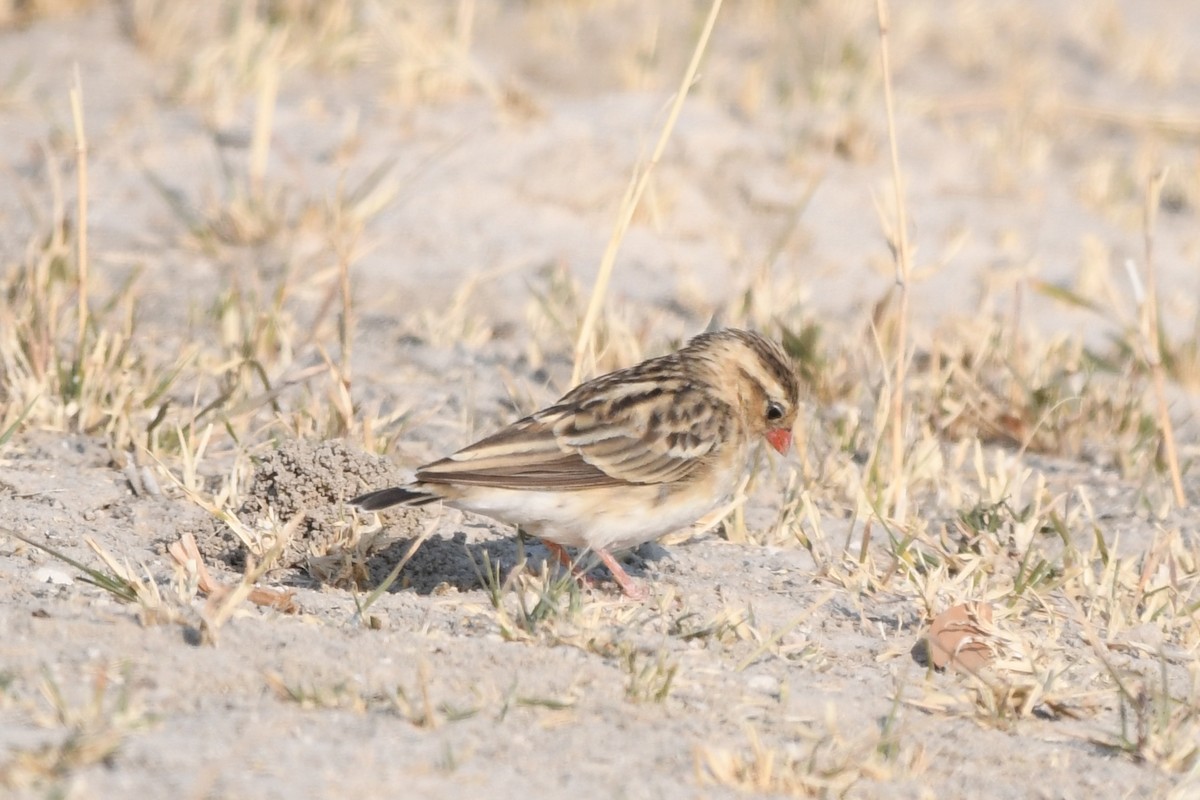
[33,567,74,586]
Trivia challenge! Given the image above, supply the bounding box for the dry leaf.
[927,601,994,672]
[168,532,219,594]
[169,533,298,614]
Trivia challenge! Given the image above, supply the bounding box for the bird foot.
[542,541,646,599]
[596,549,647,600]
[542,541,597,589]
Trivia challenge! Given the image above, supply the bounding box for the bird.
[351,328,800,598]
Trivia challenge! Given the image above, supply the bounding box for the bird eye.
[766,401,785,422]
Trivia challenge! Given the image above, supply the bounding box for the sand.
[2,2,1199,798]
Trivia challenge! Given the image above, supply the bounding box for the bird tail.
[350,486,441,511]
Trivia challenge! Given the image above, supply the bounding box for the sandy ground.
[2,2,1200,798]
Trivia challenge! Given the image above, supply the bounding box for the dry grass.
[570,0,723,385]
[0,663,150,791]
[695,710,925,796]
[2,0,1200,796]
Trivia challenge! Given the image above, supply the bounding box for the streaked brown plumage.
[352,328,799,598]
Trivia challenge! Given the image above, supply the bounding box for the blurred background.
[3,0,1198,349]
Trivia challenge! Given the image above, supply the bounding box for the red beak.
[765,427,792,455]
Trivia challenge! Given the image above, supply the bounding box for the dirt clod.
[189,439,425,575]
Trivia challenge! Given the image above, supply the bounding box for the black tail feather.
[350,486,440,511]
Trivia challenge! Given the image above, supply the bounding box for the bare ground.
[3,2,1200,798]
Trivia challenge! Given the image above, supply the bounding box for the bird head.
[686,328,800,455]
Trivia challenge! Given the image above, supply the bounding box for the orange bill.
[765,427,792,455]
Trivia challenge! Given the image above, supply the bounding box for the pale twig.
[571,0,724,385]
[874,0,913,520]
[333,218,356,434]
[250,40,280,197]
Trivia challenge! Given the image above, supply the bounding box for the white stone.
[33,567,74,586]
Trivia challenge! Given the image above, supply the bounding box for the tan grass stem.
[1139,169,1186,508]
[570,0,723,385]
[69,66,89,367]
[337,241,354,409]
[250,44,280,197]
[875,0,913,520]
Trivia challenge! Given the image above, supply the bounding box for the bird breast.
[442,477,731,552]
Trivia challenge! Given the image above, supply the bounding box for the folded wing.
[415,383,727,490]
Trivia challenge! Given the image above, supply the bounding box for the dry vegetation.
[2,0,1200,797]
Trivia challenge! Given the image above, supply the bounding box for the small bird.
[351,328,800,598]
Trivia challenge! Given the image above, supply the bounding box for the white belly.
[445,481,727,552]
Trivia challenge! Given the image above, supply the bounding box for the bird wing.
[414,382,727,491]
[415,412,611,489]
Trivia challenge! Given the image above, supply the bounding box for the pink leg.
[542,541,596,589]
[542,541,574,569]
[596,549,647,600]
[542,542,644,598]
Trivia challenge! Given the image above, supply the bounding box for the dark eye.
[766,401,785,422]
